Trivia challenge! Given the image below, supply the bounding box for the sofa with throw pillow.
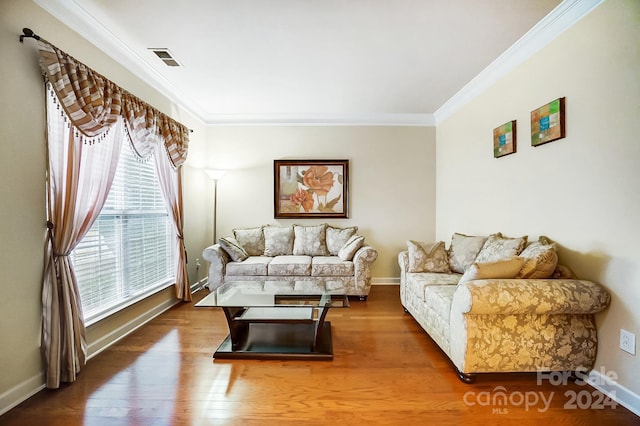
[398,232,611,382]
[203,223,378,300]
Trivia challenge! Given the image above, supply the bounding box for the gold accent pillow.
[458,257,525,285]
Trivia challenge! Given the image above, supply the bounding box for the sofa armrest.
[202,244,230,290]
[452,279,611,316]
[353,246,378,292]
[398,251,409,272]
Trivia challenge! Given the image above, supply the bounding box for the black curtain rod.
[19,28,40,43]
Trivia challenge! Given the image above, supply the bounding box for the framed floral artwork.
[274,159,348,218]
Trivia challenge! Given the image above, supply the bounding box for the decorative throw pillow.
[516,238,558,279]
[552,264,577,279]
[263,226,294,256]
[407,240,450,273]
[293,224,328,256]
[447,233,490,274]
[458,257,525,285]
[326,226,358,255]
[233,226,264,256]
[218,236,249,262]
[475,234,528,263]
[338,235,365,261]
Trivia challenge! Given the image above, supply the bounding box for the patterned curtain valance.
[37,40,189,167]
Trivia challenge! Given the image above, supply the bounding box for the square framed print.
[274,159,348,219]
[493,120,517,158]
[531,97,566,146]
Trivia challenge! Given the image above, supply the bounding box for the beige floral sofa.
[203,223,378,300]
[398,232,611,383]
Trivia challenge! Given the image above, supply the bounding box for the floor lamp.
[205,169,226,244]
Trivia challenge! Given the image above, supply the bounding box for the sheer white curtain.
[153,142,190,301]
[43,87,123,388]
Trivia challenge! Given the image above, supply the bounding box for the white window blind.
[71,140,175,324]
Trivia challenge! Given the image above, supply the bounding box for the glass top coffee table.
[195,281,349,360]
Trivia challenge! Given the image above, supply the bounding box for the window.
[71,139,175,324]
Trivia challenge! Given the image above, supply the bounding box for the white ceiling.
[35,0,573,125]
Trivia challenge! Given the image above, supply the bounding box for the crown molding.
[434,0,604,125]
[201,113,435,126]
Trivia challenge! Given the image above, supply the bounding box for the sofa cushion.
[475,234,527,263]
[226,256,272,276]
[268,255,312,276]
[233,226,265,256]
[421,284,457,351]
[311,256,355,277]
[458,257,525,285]
[263,226,294,256]
[405,272,461,302]
[218,236,249,262]
[423,284,457,329]
[338,235,364,261]
[517,238,558,279]
[407,240,450,273]
[293,224,329,256]
[326,226,358,255]
[448,233,489,273]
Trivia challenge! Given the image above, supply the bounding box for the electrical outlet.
[620,329,636,355]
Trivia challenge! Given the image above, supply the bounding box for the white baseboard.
[190,277,209,293]
[87,298,179,359]
[0,373,45,416]
[372,277,399,285]
[588,368,640,417]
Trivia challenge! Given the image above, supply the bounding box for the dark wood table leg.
[222,307,249,350]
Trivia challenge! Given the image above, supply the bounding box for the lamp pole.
[205,169,226,245]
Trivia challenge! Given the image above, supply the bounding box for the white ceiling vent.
[148,48,181,67]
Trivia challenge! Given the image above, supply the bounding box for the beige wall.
[187,125,436,280]
[0,0,209,409]
[436,0,639,396]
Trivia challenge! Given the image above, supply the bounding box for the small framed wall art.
[493,120,517,158]
[274,159,349,219]
[531,97,566,146]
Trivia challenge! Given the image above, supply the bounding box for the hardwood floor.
[1,285,637,425]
